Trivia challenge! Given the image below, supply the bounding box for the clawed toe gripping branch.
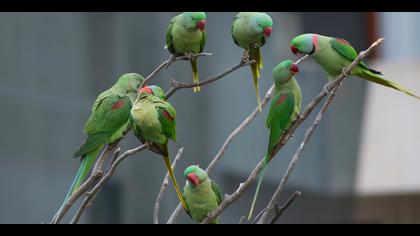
[51,38,384,224]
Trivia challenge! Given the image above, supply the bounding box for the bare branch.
[141,52,212,88]
[167,55,309,224]
[200,38,385,224]
[268,191,302,224]
[50,145,116,224]
[153,147,184,224]
[257,84,343,224]
[165,59,255,99]
[256,38,385,224]
[70,144,147,224]
[167,85,274,224]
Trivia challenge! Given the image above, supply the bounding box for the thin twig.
[70,144,147,224]
[165,59,255,99]
[257,84,343,224]
[153,147,184,224]
[256,38,385,224]
[141,52,212,88]
[268,191,302,224]
[50,145,116,224]
[200,38,385,224]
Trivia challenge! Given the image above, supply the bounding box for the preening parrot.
[59,73,144,212]
[130,85,187,209]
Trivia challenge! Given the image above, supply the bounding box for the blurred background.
[0,12,419,224]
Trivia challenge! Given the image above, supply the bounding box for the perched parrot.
[165,12,207,93]
[290,33,420,99]
[231,12,273,111]
[248,60,302,220]
[130,85,187,209]
[182,165,223,224]
[61,73,144,208]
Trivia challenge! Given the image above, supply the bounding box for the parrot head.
[117,73,145,93]
[184,165,208,187]
[253,13,273,38]
[272,60,299,85]
[138,85,166,100]
[290,33,317,55]
[181,12,206,31]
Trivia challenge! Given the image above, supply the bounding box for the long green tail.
[190,58,200,93]
[161,145,187,210]
[248,154,269,220]
[359,69,420,100]
[62,146,102,206]
[249,47,263,111]
[51,147,102,223]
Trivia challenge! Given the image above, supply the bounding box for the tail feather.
[63,147,102,207]
[248,155,269,220]
[161,144,187,210]
[190,58,200,93]
[52,146,102,223]
[360,69,420,100]
[249,48,263,112]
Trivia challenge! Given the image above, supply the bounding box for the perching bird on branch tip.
[231,12,273,112]
[248,60,302,220]
[183,165,223,224]
[60,73,145,209]
[290,33,420,100]
[130,85,187,209]
[165,12,207,93]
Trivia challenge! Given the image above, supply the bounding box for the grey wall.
[0,12,368,223]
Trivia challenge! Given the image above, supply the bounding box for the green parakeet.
[248,60,302,220]
[290,33,420,99]
[231,12,273,111]
[63,73,144,206]
[165,12,207,93]
[130,85,187,209]
[183,165,223,224]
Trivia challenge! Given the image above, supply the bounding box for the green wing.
[231,16,239,46]
[330,37,371,70]
[211,180,223,205]
[266,91,296,156]
[165,16,177,54]
[155,100,177,142]
[199,30,206,53]
[74,95,132,157]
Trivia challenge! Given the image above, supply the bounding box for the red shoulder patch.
[112,99,125,110]
[336,38,351,46]
[276,95,287,105]
[161,109,174,121]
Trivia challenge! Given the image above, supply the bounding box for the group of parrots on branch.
[55,12,419,224]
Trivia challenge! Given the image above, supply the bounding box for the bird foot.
[342,68,349,77]
[185,52,195,61]
[242,50,250,63]
[323,83,331,95]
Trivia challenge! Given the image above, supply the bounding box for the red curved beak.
[290,63,299,74]
[196,20,206,31]
[263,27,272,37]
[291,45,299,55]
[187,173,200,186]
[138,86,152,94]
